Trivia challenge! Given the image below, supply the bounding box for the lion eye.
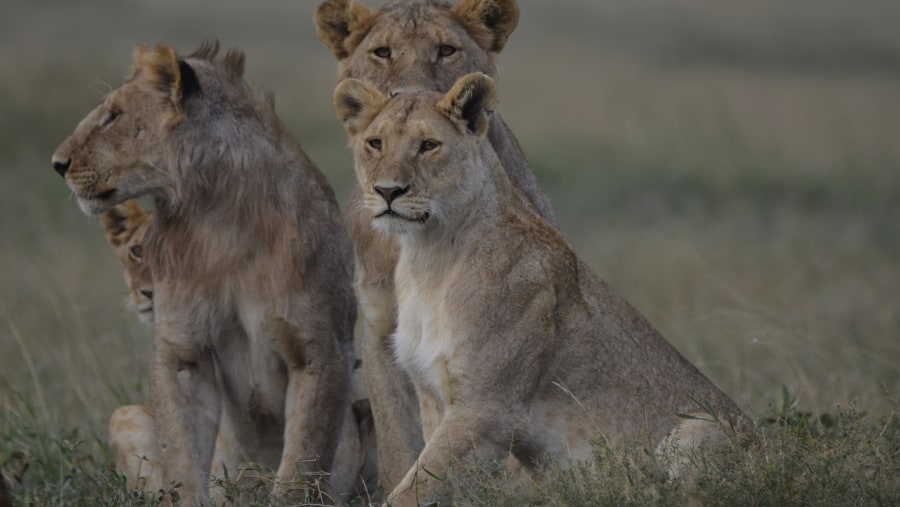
[102,110,121,127]
[438,45,457,57]
[420,140,440,152]
[129,244,144,260]
[373,47,391,59]
[367,138,383,150]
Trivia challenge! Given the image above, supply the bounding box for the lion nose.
[52,156,71,177]
[374,185,409,205]
[139,289,153,300]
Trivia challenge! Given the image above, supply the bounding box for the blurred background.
[1,0,898,451]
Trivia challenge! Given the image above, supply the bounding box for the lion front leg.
[361,325,424,493]
[387,405,516,507]
[150,335,220,504]
[357,272,424,493]
[269,317,353,500]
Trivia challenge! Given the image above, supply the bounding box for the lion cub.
[334,73,749,505]
[100,201,154,323]
[53,42,357,503]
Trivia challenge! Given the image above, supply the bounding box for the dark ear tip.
[177,60,200,99]
[442,73,498,135]
[100,209,128,238]
[339,95,363,121]
[100,210,123,226]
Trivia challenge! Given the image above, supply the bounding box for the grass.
[1,0,899,504]
[454,404,899,507]
[5,393,896,505]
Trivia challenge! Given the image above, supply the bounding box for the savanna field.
[1,0,898,504]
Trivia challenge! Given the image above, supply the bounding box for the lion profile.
[315,0,558,489]
[53,41,360,503]
[334,73,750,506]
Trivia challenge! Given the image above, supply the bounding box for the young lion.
[98,201,378,502]
[100,201,155,324]
[315,0,556,488]
[334,73,750,506]
[52,42,358,503]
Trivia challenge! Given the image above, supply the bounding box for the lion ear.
[333,78,387,136]
[101,200,146,247]
[132,44,195,108]
[437,73,498,137]
[315,0,376,60]
[452,0,519,52]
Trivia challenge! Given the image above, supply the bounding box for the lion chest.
[393,270,457,406]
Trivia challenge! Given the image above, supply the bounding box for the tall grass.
[1,0,898,504]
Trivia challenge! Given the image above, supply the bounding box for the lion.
[100,201,155,323]
[315,0,557,489]
[98,201,379,502]
[333,73,751,505]
[52,41,359,503]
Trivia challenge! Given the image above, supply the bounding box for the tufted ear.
[452,0,519,52]
[436,73,498,137]
[333,78,387,136]
[315,0,376,60]
[131,44,197,109]
[100,200,147,247]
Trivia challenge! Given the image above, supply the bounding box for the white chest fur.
[392,261,456,406]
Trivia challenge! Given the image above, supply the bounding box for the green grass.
[2,0,899,504]
[3,393,897,505]
[453,402,899,507]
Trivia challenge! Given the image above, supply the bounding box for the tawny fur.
[53,41,359,503]
[98,201,379,502]
[100,201,155,323]
[107,396,378,503]
[315,0,557,490]
[334,74,750,506]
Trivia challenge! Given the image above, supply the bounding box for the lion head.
[100,200,154,323]
[334,73,499,236]
[51,41,252,217]
[316,0,518,94]
[51,45,190,215]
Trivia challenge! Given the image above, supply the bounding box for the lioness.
[315,0,556,488]
[98,200,378,502]
[334,73,750,505]
[52,42,358,503]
